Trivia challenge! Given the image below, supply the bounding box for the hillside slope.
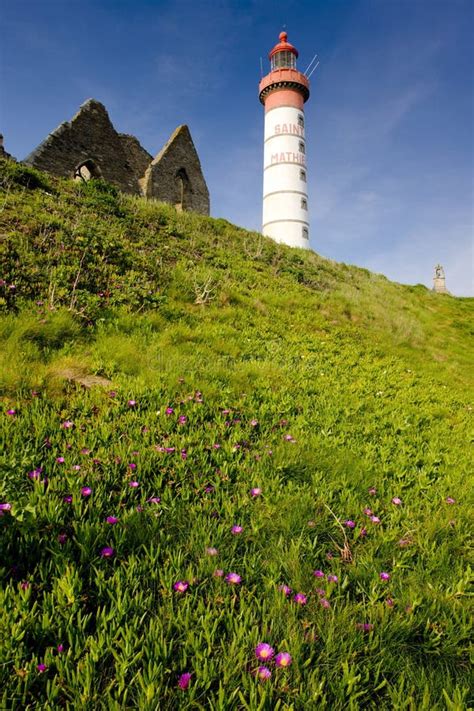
[0,160,472,710]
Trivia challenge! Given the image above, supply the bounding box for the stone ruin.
[432,265,450,294]
[20,99,209,215]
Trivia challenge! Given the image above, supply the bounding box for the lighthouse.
[259,31,311,249]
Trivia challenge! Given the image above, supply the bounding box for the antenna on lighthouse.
[303,53,319,76]
[307,60,320,80]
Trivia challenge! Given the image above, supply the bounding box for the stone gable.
[23,99,209,214]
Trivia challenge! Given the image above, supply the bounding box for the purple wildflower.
[356,623,374,632]
[255,643,274,661]
[213,569,224,577]
[173,580,189,593]
[250,419,258,427]
[231,525,243,535]
[320,597,331,609]
[106,516,119,524]
[250,487,262,497]
[20,581,30,590]
[313,569,325,578]
[344,520,356,529]
[327,574,338,583]
[129,480,139,488]
[386,598,395,607]
[293,593,307,605]
[206,547,218,556]
[368,487,377,496]
[100,547,115,558]
[391,497,402,505]
[359,527,368,537]
[178,672,192,690]
[147,496,161,504]
[56,457,65,464]
[445,497,456,504]
[63,495,73,504]
[0,503,12,511]
[165,407,174,415]
[6,409,16,416]
[275,652,292,668]
[37,663,47,673]
[278,584,292,596]
[61,420,74,429]
[370,515,381,524]
[379,571,390,581]
[256,666,272,680]
[225,572,242,585]
[57,644,64,653]
[363,507,373,516]
[81,486,92,497]
[127,400,136,407]
[58,533,67,544]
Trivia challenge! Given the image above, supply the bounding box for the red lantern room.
[259,31,310,108]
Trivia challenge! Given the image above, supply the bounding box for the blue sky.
[1,0,473,295]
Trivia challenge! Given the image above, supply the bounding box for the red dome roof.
[269,31,299,60]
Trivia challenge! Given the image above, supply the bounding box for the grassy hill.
[0,159,472,710]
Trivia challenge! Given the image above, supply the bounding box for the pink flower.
[363,507,373,516]
[370,515,381,524]
[256,666,271,680]
[147,497,161,504]
[386,598,395,607]
[178,672,192,689]
[178,415,187,424]
[81,487,92,497]
[106,516,119,524]
[6,409,16,416]
[128,462,137,470]
[20,581,30,590]
[231,525,243,535]
[225,572,242,585]
[313,569,324,578]
[100,547,115,558]
[379,571,390,581]
[391,497,402,505]
[129,481,139,488]
[320,598,331,609]
[206,547,218,556]
[0,503,12,511]
[293,593,307,605]
[58,533,67,544]
[344,520,356,529]
[165,407,174,415]
[63,495,73,504]
[445,497,456,504]
[255,643,274,661]
[72,464,81,471]
[173,580,189,593]
[275,652,292,668]
[368,487,377,496]
[37,663,47,673]
[56,457,65,464]
[127,400,136,407]
[61,420,74,429]
[327,574,338,583]
[278,584,292,596]
[250,419,258,427]
[250,487,262,497]
[356,623,374,632]
[213,569,224,577]
[359,527,368,537]
[57,644,64,653]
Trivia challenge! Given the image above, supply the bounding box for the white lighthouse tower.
[259,31,311,248]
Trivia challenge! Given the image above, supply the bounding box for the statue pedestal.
[433,277,450,294]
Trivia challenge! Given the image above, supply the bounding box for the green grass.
[0,160,472,710]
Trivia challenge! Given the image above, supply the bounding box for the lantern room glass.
[271,51,296,70]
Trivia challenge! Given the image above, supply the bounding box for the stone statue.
[433,264,450,294]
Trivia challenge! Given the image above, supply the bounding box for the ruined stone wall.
[22,99,210,214]
[142,125,209,215]
[24,100,152,194]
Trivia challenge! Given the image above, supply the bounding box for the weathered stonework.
[23,99,210,214]
[141,125,209,214]
[0,134,13,161]
[432,265,450,294]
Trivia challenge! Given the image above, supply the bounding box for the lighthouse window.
[302,227,309,240]
[298,114,304,128]
[301,198,308,210]
[271,51,296,70]
[299,141,305,154]
[300,169,306,182]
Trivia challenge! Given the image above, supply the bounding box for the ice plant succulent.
[255,643,274,661]
[100,547,115,558]
[173,580,189,593]
[225,572,242,585]
[106,516,119,524]
[256,666,272,681]
[250,487,262,497]
[379,571,391,581]
[293,593,307,605]
[231,525,243,535]
[81,486,92,497]
[275,652,292,668]
[178,672,192,690]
